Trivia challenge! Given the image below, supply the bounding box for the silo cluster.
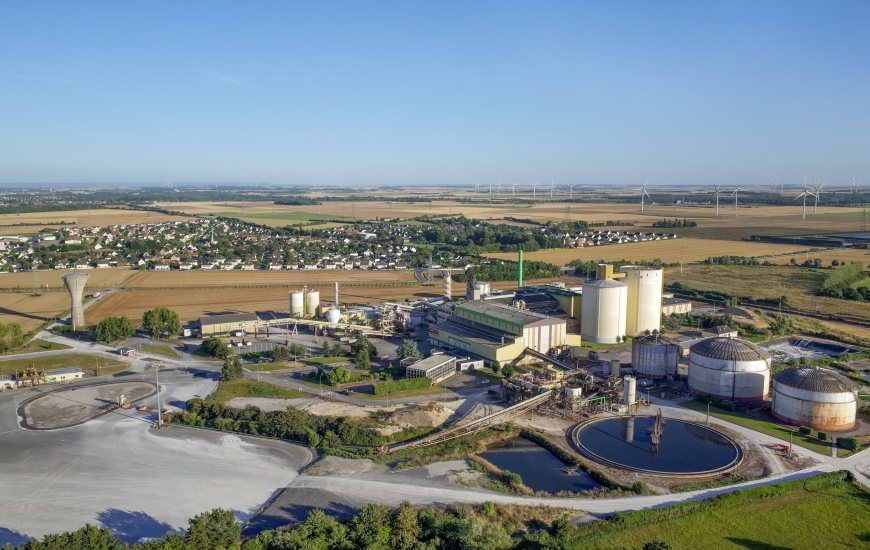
[289,291,304,317]
[631,334,680,379]
[306,290,320,316]
[619,266,663,337]
[771,367,858,430]
[579,264,662,343]
[688,337,771,402]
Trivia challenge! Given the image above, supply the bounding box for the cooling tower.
[62,273,89,330]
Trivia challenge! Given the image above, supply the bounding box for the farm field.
[0,208,193,233]
[0,352,127,376]
[0,268,138,290]
[485,238,813,265]
[765,246,870,267]
[125,269,418,288]
[0,292,71,333]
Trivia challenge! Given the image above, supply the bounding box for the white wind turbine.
[812,181,825,213]
[473,182,480,194]
[549,181,559,198]
[511,181,517,196]
[496,180,503,195]
[567,183,579,199]
[730,186,744,212]
[712,185,723,216]
[531,182,541,198]
[634,180,651,212]
[795,185,817,220]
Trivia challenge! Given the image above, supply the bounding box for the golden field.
[0,292,70,333]
[484,238,813,266]
[0,208,195,233]
[0,268,138,290]
[124,269,418,288]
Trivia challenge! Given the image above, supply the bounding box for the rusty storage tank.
[631,334,680,379]
[771,367,859,430]
[688,337,771,402]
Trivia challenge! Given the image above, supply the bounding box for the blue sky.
[1,1,868,187]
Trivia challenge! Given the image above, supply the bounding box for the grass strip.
[207,379,306,404]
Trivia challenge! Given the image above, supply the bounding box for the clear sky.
[1,1,868,187]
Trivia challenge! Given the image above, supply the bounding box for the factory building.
[404,354,458,384]
[631,334,680,379]
[199,312,259,337]
[662,297,692,316]
[429,301,578,364]
[688,337,771,402]
[771,367,858,430]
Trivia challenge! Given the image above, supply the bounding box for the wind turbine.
[813,182,825,214]
[473,182,480,194]
[713,185,722,216]
[567,183,579,199]
[634,180,651,212]
[730,187,744,212]
[488,182,492,195]
[510,181,517,196]
[795,185,817,220]
[549,181,559,198]
[496,180,503,195]
[531,182,540,198]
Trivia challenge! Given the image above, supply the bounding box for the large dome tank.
[631,334,680,379]
[688,337,771,402]
[289,291,304,318]
[772,367,858,430]
[306,290,320,317]
[325,308,342,324]
[580,279,627,344]
[619,266,663,337]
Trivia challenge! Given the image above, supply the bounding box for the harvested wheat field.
[125,270,417,289]
[485,238,813,266]
[0,208,195,232]
[0,268,138,290]
[0,292,70,333]
[765,247,870,267]
[86,285,443,325]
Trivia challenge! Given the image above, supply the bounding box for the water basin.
[481,438,602,493]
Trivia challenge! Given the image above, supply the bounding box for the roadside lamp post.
[154,361,163,428]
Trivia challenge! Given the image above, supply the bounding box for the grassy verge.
[208,379,306,404]
[579,338,632,350]
[3,339,72,355]
[681,399,835,456]
[95,364,131,376]
[139,344,180,358]
[353,387,451,400]
[465,370,503,385]
[244,362,299,372]
[560,471,868,549]
[302,356,351,365]
[0,353,128,376]
[671,474,752,493]
[373,425,520,468]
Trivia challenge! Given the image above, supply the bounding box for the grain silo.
[289,291,304,318]
[631,334,680,379]
[771,367,858,430]
[623,376,637,405]
[688,338,771,402]
[306,290,320,317]
[619,266,663,336]
[580,279,627,343]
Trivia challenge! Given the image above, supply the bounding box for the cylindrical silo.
[623,376,636,405]
[325,308,342,324]
[619,266,663,337]
[771,367,858,430]
[306,290,320,317]
[289,291,304,318]
[632,334,680,379]
[688,337,771,402]
[580,279,627,344]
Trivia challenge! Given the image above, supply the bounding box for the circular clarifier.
[572,416,742,476]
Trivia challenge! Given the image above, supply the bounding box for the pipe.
[518,249,523,289]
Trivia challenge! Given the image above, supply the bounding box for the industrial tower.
[61,273,89,331]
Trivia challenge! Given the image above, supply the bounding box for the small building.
[43,367,83,384]
[199,312,260,337]
[702,325,738,339]
[662,297,692,316]
[457,358,484,371]
[404,354,458,384]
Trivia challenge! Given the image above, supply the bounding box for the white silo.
[289,291,304,318]
[772,367,858,430]
[580,279,627,343]
[623,376,637,405]
[306,290,320,317]
[688,337,771,402]
[325,308,342,324]
[632,334,680,379]
[619,266,663,336]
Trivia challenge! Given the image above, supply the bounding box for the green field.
[208,379,305,404]
[852,276,870,289]
[213,211,359,222]
[302,356,351,365]
[681,399,836,456]
[560,471,869,549]
[0,353,127,375]
[353,387,450,400]
[3,339,72,355]
[139,344,180,358]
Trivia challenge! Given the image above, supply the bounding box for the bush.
[500,470,522,485]
[799,426,812,435]
[201,337,231,359]
[818,431,829,441]
[221,356,243,382]
[373,377,432,394]
[837,437,862,451]
[632,481,651,495]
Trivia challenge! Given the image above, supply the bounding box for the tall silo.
[632,334,680,379]
[580,279,627,343]
[306,290,320,317]
[619,266,663,336]
[772,367,858,430]
[61,273,89,330]
[289,291,304,318]
[688,337,771,402]
[623,376,637,405]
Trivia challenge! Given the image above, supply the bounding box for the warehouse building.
[199,312,260,337]
[404,354,458,384]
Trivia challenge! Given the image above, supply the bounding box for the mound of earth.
[720,306,753,319]
[304,455,382,476]
[387,402,451,428]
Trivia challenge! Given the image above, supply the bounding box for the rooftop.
[456,301,561,326]
[773,366,858,394]
[199,312,259,326]
[405,354,457,372]
[690,337,771,362]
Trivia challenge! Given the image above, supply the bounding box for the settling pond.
[481,438,603,493]
[573,416,742,475]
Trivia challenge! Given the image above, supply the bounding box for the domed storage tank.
[619,266,663,336]
[688,337,771,402]
[580,279,627,344]
[306,290,320,317]
[771,367,858,430]
[325,308,342,324]
[632,334,680,379]
[289,291,304,318]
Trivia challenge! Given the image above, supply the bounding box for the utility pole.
[154,362,163,428]
[706,402,710,426]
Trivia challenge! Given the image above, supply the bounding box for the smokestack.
[62,273,89,331]
[518,249,523,289]
[335,281,339,308]
[443,269,452,299]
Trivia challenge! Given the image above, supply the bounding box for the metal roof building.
[688,337,772,402]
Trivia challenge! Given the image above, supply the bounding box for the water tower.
[62,273,89,330]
